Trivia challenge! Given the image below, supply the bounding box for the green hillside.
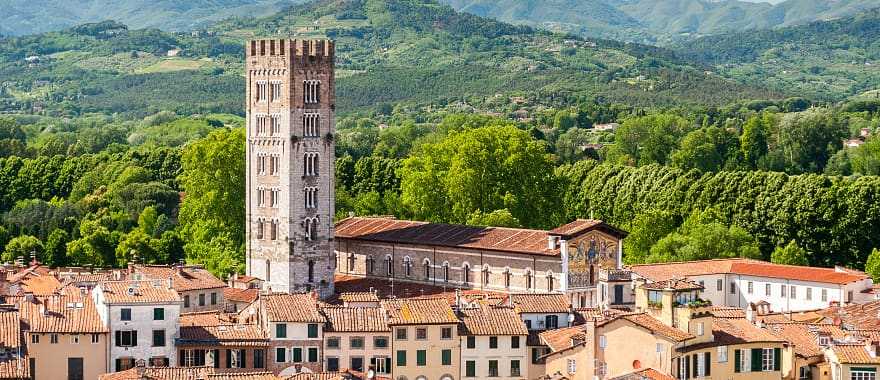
[675,9,880,100]
[0,0,781,118]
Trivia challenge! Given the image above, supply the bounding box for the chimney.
[548,236,558,250]
[746,304,755,324]
[24,292,34,303]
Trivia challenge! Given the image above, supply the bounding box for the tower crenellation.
[245,38,336,298]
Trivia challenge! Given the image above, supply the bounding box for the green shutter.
[692,354,698,377]
[292,348,302,363]
[466,361,476,377]
[774,347,781,371]
[685,355,690,379]
[396,350,406,367]
[734,350,741,373]
[851,368,878,373]
[442,349,452,365]
[704,352,711,377]
[751,349,762,372]
[416,350,426,366]
[308,324,318,338]
[308,348,317,362]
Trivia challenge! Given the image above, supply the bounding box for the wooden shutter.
[685,355,691,379]
[240,350,247,368]
[734,349,741,373]
[704,352,711,376]
[773,348,781,371]
[226,349,232,368]
[132,331,137,346]
[692,354,698,377]
[115,331,122,347]
[751,348,762,372]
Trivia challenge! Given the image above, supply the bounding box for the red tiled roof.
[180,311,236,327]
[224,288,258,304]
[832,343,880,364]
[335,217,559,256]
[178,324,268,346]
[339,292,379,303]
[382,298,459,325]
[510,293,570,313]
[321,306,390,332]
[764,323,845,358]
[549,219,627,239]
[99,367,212,380]
[0,311,20,348]
[601,313,694,342]
[459,304,528,336]
[19,275,61,295]
[642,279,703,291]
[818,301,880,330]
[262,293,324,323]
[17,295,107,333]
[207,373,283,380]
[0,310,28,379]
[332,274,504,303]
[134,265,226,292]
[539,326,587,352]
[630,259,868,285]
[610,368,675,380]
[98,280,180,304]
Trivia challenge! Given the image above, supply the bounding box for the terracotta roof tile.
[0,310,28,379]
[459,304,527,336]
[832,343,880,364]
[286,372,353,380]
[335,217,559,256]
[510,293,570,314]
[134,265,226,292]
[99,367,212,380]
[224,288,258,304]
[332,274,504,303]
[631,259,868,285]
[682,317,785,352]
[263,293,324,323]
[818,301,880,330]
[98,280,180,304]
[642,279,704,291]
[339,292,379,303]
[382,298,459,325]
[572,307,628,324]
[709,307,746,319]
[603,313,694,342]
[19,275,62,295]
[322,306,389,332]
[180,311,236,327]
[549,219,627,238]
[610,368,675,380]
[764,323,845,358]
[539,326,587,352]
[17,295,106,333]
[178,324,268,346]
[207,372,283,380]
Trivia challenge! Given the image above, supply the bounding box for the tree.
[466,209,521,228]
[740,115,770,169]
[607,114,690,166]
[866,248,880,282]
[178,128,245,276]
[623,210,681,264]
[3,235,44,263]
[646,209,761,263]
[399,125,560,228]
[115,229,161,267]
[770,109,848,173]
[44,229,70,267]
[771,240,810,266]
[671,126,739,172]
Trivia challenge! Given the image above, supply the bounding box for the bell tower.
[244,39,336,298]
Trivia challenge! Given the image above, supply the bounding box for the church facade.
[333,217,629,308]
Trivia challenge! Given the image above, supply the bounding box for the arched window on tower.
[385,256,393,277]
[310,218,319,241]
[265,260,271,282]
[308,260,315,283]
[403,257,412,278]
[462,264,470,285]
[525,270,533,291]
[423,259,431,280]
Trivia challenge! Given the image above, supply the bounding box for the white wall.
[520,313,570,331]
[106,303,180,368]
[460,335,528,380]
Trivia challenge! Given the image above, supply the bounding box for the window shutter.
[773,348,781,371]
[673,358,679,379]
[240,350,247,368]
[704,352,711,377]
[226,349,232,368]
[685,355,690,379]
[692,354,698,377]
[751,349,762,372]
[213,350,220,368]
[115,359,122,371]
[132,331,137,346]
[115,331,122,347]
[178,350,184,366]
[734,350,741,373]
[385,357,391,372]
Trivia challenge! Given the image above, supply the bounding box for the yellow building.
[826,343,880,380]
[19,294,108,380]
[458,301,529,380]
[538,324,594,380]
[384,298,460,380]
[321,306,391,375]
[765,322,843,380]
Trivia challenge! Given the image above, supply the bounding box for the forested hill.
[0,0,781,118]
[0,0,300,36]
[440,0,880,44]
[674,9,880,100]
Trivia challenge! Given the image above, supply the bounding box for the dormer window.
[818,336,831,346]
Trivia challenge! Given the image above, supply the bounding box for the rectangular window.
[308,347,318,363]
[730,282,736,294]
[350,337,364,349]
[184,295,190,308]
[762,348,774,371]
[327,357,339,372]
[396,328,407,340]
[292,347,303,363]
[91,334,99,344]
[466,360,476,377]
[822,289,828,302]
[275,324,287,339]
[31,334,38,344]
[697,353,706,377]
[511,360,521,377]
[466,336,476,349]
[441,327,453,339]
[50,333,59,344]
[275,347,286,363]
[152,330,165,347]
[374,336,388,348]
[441,349,452,365]
[254,349,265,368]
[71,334,80,344]
[716,279,723,291]
[851,369,877,380]
[806,288,813,300]
[153,308,164,320]
[718,346,728,363]
[489,336,498,349]
[416,328,427,340]
[489,360,499,377]
[791,286,797,299]
[121,308,131,321]
[748,282,754,294]
[599,335,607,349]
[396,350,406,367]
[307,324,319,338]
[372,357,391,374]
[115,330,137,347]
[696,322,704,336]
[198,293,205,306]
[781,284,787,298]
[567,359,577,374]
[416,350,426,366]
[350,357,364,372]
[211,292,217,305]
[327,337,340,349]
[511,336,520,349]
[766,283,772,296]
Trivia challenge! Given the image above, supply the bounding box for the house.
[0,308,28,380]
[764,322,845,380]
[176,323,269,371]
[458,300,529,380]
[320,306,391,374]
[241,293,325,375]
[92,280,182,371]
[825,342,880,380]
[593,123,619,132]
[132,265,226,312]
[538,324,593,380]
[383,298,459,380]
[18,294,108,380]
[630,259,873,312]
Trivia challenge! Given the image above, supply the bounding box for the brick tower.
[244,39,336,298]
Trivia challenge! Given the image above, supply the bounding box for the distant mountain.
[0,0,302,36]
[440,0,880,44]
[675,8,880,99]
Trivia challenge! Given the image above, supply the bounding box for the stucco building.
[384,298,460,380]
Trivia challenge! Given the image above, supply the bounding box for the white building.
[92,280,182,371]
[629,258,874,312]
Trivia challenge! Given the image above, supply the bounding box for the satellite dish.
[127,286,136,296]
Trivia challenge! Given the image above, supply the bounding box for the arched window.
[256,218,264,239]
[504,269,511,289]
[525,270,533,291]
[403,257,413,278]
[443,262,449,283]
[307,260,315,283]
[310,218,319,241]
[462,264,470,285]
[385,256,393,277]
[366,256,375,275]
[423,259,431,280]
[482,266,490,287]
